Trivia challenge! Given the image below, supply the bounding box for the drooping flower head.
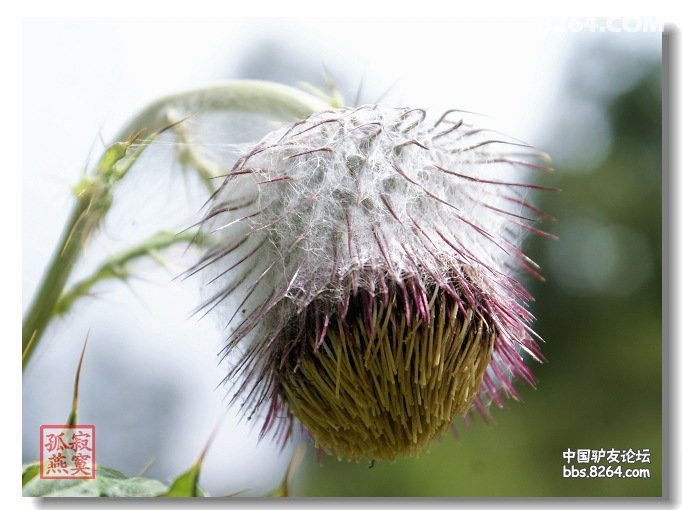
[196,104,552,461]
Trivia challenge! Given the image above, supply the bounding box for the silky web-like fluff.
[196,105,552,461]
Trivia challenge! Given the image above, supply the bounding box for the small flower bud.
[197,105,550,461]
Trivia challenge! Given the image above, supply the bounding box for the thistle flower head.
[197,104,550,461]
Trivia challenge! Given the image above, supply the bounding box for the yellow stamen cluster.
[280,287,494,461]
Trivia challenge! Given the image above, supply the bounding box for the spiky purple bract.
[196,105,551,460]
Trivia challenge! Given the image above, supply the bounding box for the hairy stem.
[54,230,205,317]
[22,179,110,368]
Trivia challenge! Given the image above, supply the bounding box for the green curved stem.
[114,80,329,142]
[22,81,327,370]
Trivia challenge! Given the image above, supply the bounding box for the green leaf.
[22,463,169,497]
[159,461,207,497]
[66,334,89,426]
[22,463,40,486]
[158,429,213,497]
[159,410,226,497]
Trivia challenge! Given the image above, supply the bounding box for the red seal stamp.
[39,425,95,479]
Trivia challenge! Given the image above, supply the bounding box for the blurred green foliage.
[295,44,662,497]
